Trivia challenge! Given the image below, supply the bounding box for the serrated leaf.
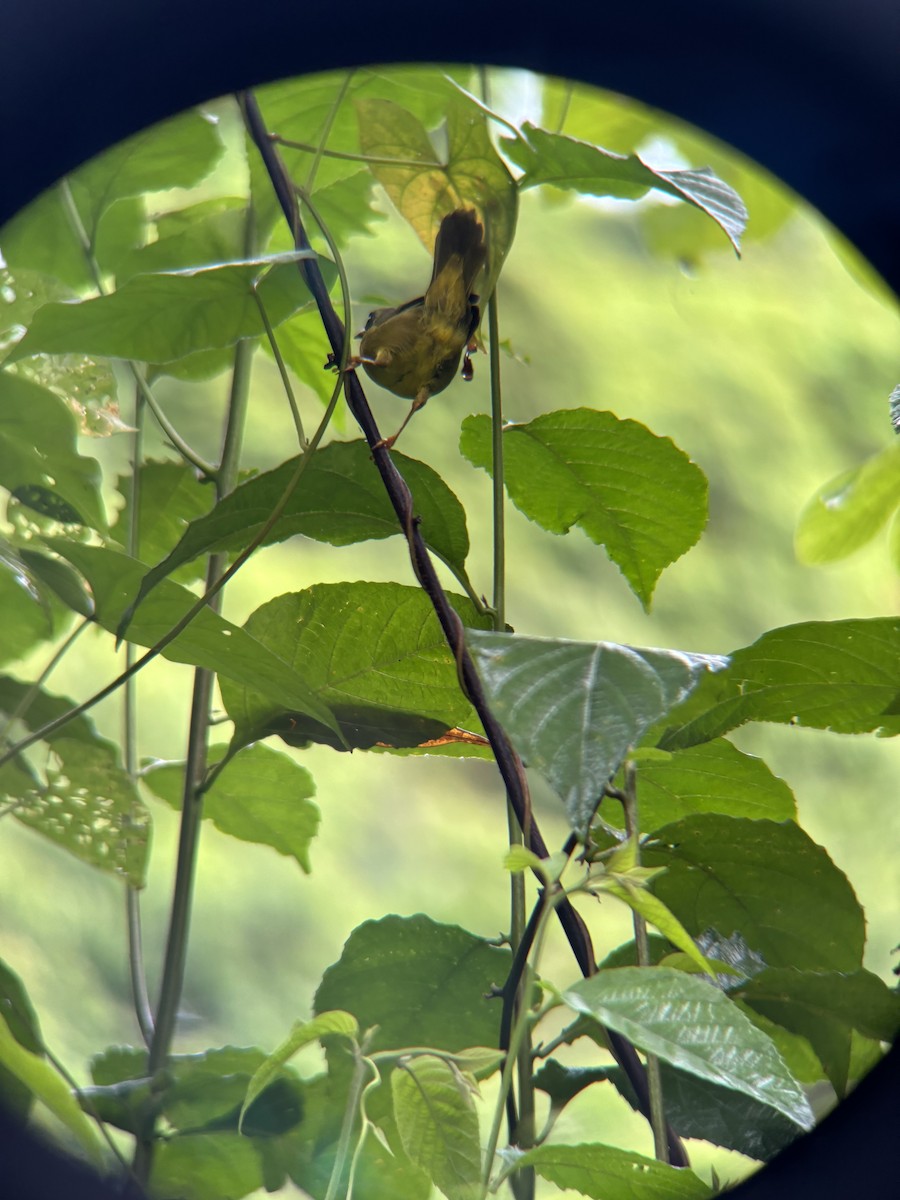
[356,94,517,297]
[460,409,707,609]
[519,1142,713,1200]
[219,582,487,752]
[659,617,900,747]
[46,541,340,737]
[737,967,900,1097]
[0,1013,103,1164]
[125,442,470,618]
[619,739,797,831]
[0,374,106,530]
[563,967,813,1130]
[795,443,900,564]
[143,743,319,872]
[503,122,747,253]
[240,1011,357,1129]
[391,1055,481,1200]
[314,914,511,1054]
[5,255,322,366]
[644,816,865,972]
[466,628,726,836]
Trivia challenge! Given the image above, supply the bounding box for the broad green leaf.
[502,123,747,254]
[5,256,321,366]
[466,628,727,836]
[112,460,215,584]
[151,1132,264,1200]
[13,737,149,886]
[18,548,94,617]
[518,1142,713,1200]
[737,967,900,1097]
[219,582,487,752]
[606,1061,803,1162]
[0,961,43,1120]
[1,110,223,287]
[355,94,517,295]
[0,1013,103,1164]
[314,914,511,1054]
[460,409,707,609]
[240,1011,357,1129]
[391,1055,481,1200]
[620,739,797,831]
[0,543,58,664]
[125,442,471,616]
[795,443,900,564]
[0,375,106,530]
[563,967,813,1129]
[644,816,866,972]
[659,618,900,747]
[144,743,319,873]
[114,199,249,284]
[46,541,340,737]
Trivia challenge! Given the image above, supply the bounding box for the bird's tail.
[427,209,486,315]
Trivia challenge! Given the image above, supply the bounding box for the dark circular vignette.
[3,1,899,1198]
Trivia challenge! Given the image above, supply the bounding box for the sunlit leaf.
[620,739,797,831]
[144,743,319,873]
[460,409,707,609]
[503,123,746,253]
[391,1055,481,1200]
[5,255,323,366]
[467,628,726,835]
[123,442,471,618]
[112,460,215,585]
[0,374,106,530]
[658,618,900,747]
[563,967,813,1129]
[356,94,517,295]
[0,1013,103,1164]
[795,443,900,564]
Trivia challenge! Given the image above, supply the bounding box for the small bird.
[350,208,487,448]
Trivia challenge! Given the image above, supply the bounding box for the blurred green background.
[2,69,898,1190]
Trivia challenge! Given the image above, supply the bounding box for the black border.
[3,1,898,1196]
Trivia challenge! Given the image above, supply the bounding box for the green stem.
[124,383,155,1048]
[623,762,669,1164]
[324,1043,375,1200]
[272,133,442,171]
[304,70,354,194]
[134,327,254,1183]
[0,619,89,754]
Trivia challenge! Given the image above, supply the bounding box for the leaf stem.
[623,761,669,1164]
[272,133,443,171]
[123,381,155,1048]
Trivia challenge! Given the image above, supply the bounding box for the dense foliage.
[0,66,898,1200]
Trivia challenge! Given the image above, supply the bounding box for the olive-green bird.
[351,208,487,448]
